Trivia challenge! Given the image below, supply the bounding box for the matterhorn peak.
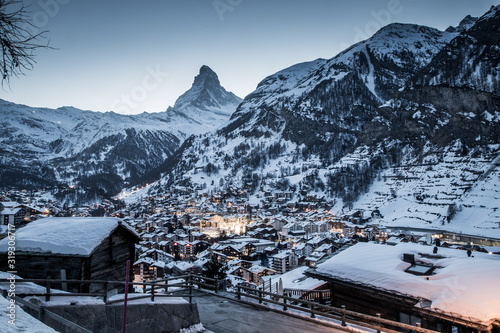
[198,65,217,77]
[193,65,220,88]
[168,65,242,130]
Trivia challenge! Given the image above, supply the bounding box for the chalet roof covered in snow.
[312,242,500,323]
[0,217,139,256]
[270,266,325,290]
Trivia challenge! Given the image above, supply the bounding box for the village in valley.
[0,186,368,281]
[1,170,500,333]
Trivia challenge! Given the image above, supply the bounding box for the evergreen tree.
[202,252,228,280]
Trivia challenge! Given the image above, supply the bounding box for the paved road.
[191,291,344,333]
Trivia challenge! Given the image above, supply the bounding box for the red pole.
[122,260,131,333]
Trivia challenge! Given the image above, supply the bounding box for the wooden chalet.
[0,201,44,226]
[306,242,500,333]
[133,257,166,282]
[0,217,139,294]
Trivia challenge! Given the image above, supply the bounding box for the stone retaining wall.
[41,302,200,333]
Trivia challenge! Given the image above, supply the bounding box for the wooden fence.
[1,275,444,333]
[236,283,439,333]
[0,275,219,304]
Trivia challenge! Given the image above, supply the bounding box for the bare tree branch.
[0,0,51,85]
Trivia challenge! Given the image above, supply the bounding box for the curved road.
[192,291,344,333]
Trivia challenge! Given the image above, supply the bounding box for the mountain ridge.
[0,66,241,202]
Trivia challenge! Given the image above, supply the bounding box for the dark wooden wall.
[88,226,137,293]
[329,281,486,333]
[0,225,137,294]
[0,252,86,292]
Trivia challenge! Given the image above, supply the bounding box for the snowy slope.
[0,295,58,332]
[230,23,457,126]
[354,143,500,239]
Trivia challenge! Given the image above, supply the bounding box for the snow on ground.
[106,293,188,305]
[0,272,54,296]
[315,242,500,323]
[116,183,155,204]
[179,323,206,333]
[0,295,58,333]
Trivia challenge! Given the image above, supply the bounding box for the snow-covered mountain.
[168,65,242,128]
[147,6,500,233]
[0,66,241,199]
[155,21,461,189]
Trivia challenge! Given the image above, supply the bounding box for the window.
[405,264,435,276]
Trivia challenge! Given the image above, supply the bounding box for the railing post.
[189,275,193,304]
[283,295,287,311]
[40,306,46,322]
[237,285,241,300]
[165,278,168,292]
[215,278,219,294]
[310,303,315,318]
[104,280,108,303]
[376,313,381,333]
[340,305,346,326]
[258,289,262,304]
[151,283,155,302]
[143,279,146,294]
[46,277,51,302]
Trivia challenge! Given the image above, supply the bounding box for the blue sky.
[2,0,498,114]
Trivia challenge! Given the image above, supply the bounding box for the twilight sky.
[2,0,498,114]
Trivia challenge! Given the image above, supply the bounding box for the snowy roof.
[315,244,333,252]
[0,217,139,256]
[267,266,325,290]
[0,207,21,215]
[134,257,155,266]
[0,201,18,208]
[313,242,500,323]
[272,251,291,259]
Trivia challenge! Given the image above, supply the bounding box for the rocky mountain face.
[0,66,241,202]
[149,5,500,230]
[413,5,500,95]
